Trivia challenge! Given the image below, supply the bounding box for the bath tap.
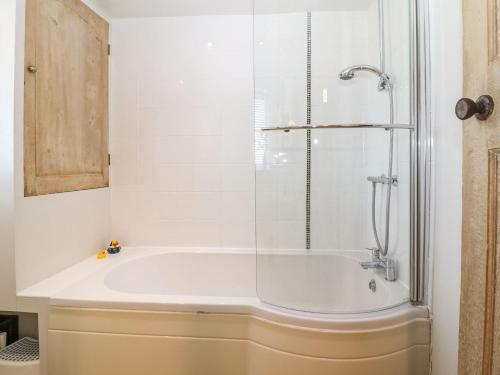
[360,249,396,282]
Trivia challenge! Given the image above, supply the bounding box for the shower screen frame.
[409,0,431,306]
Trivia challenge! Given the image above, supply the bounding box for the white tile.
[192,165,222,191]
[140,164,195,192]
[221,220,252,248]
[256,192,278,222]
[276,220,306,250]
[156,192,221,221]
[221,192,249,222]
[192,136,224,163]
[110,60,138,140]
[221,105,253,135]
[141,136,195,164]
[220,165,251,192]
[143,220,221,247]
[193,107,222,136]
[221,136,252,163]
[110,137,140,188]
[139,107,195,137]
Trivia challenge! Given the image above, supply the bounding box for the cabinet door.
[24,0,109,196]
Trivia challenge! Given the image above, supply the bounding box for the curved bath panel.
[48,307,430,375]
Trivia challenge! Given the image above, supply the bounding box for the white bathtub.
[20,247,430,374]
[103,249,409,315]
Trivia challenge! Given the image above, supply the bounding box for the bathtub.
[20,247,430,375]
[104,249,409,313]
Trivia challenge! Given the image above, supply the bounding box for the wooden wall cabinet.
[24,0,109,196]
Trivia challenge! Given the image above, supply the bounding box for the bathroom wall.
[109,15,254,248]
[108,8,396,253]
[13,0,112,291]
[0,0,18,311]
[429,0,463,372]
[108,3,414,290]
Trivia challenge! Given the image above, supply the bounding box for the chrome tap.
[360,248,396,282]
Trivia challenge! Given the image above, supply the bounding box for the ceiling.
[87,0,376,19]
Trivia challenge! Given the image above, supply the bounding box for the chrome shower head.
[338,65,391,91]
[339,65,384,79]
[339,71,355,80]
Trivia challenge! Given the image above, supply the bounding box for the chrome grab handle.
[261,123,414,132]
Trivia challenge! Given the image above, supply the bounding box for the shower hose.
[371,78,395,257]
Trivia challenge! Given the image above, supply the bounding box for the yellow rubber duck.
[96,249,107,259]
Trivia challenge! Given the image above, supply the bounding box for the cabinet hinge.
[108,44,111,56]
[108,154,111,166]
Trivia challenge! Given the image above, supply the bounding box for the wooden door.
[459,0,500,373]
[24,0,109,196]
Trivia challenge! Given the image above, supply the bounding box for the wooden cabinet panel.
[24,0,109,196]
[460,0,500,373]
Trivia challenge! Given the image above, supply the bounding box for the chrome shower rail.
[261,123,414,132]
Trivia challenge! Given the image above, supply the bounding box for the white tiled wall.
[110,5,412,286]
[110,16,255,248]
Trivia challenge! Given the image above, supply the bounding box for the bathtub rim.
[18,246,428,331]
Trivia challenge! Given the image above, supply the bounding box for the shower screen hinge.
[108,44,111,56]
[108,154,111,166]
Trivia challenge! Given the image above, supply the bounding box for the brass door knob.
[27,65,37,73]
[455,95,495,121]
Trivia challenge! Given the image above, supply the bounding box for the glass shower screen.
[254,0,412,313]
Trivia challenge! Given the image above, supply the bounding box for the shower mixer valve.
[367,174,398,186]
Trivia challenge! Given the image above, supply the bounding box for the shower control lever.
[365,247,381,259]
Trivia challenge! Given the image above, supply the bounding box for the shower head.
[339,65,391,91]
[339,70,355,80]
